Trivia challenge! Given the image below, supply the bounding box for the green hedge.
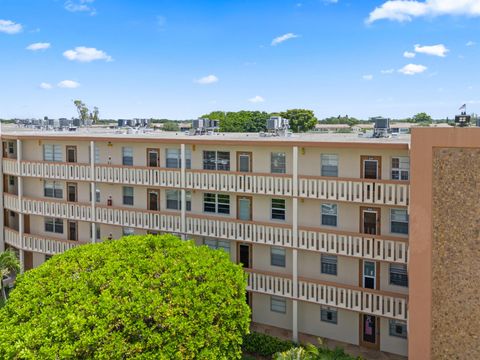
[242,332,297,357]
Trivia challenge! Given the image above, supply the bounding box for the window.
[391,157,409,180]
[391,209,408,234]
[271,247,286,267]
[94,145,100,164]
[320,307,338,324]
[389,320,407,338]
[271,199,286,220]
[122,147,133,166]
[8,142,14,154]
[166,148,192,169]
[271,152,286,174]
[123,187,134,205]
[166,190,192,211]
[204,238,231,254]
[43,144,62,162]
[44,181,63,199]
[44,217,63,234]
[321,154,338,177]
[389,264,408,287]
[203,193,230,214]
[203,151,230,171]
[8,176,14,186]
[95,189,100,203]
[123,227,135,236]
[270,296,286,313]
[321,204,337,227]
[321,254,338,275]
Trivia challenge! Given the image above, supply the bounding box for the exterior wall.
[380,318,408,357]
[252,293,293,330]
[32,252,46,268]
[298,302,359,345]
[22,140,91,163]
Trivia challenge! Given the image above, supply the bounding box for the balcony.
[246,269,408,321]
[4,194,409,263]
[298,176,409,206]
[94,165,181,188]
[4,227,87,255]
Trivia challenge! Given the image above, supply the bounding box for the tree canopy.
[202,111,270,132]
[0,235,250,359]
[279,109,318,132]
[411,112,432,124]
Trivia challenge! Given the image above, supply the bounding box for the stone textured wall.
[432,148,480,359]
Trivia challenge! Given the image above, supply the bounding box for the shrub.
[242,332,297,357]
[0,235,250,359]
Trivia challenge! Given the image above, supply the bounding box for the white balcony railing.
[94,165,181,188]
[298,177,409,206]
[246,270,408,321]
[4,227,86,255]
[2,158,19,175]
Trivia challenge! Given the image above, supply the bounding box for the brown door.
[360,314,380,350]
[361,156,382,179]
[237,243,251,269]
[360,207,381,235]
[3,175,8,194]
[147,148,160,167]
[237,196,252,221]
[66,146,77,163]
[2,142,7,158]
[147,189,160,211]
[67,183,78,202]
[237,152,252,172]
[24,251,33,271]
[4,209,9,228]
[24,215,30,234]
[68,221,77,241]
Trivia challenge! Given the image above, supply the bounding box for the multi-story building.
[1,126,477,359]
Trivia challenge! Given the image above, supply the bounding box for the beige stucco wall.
[379,317,408,356]
[298,302,359,345]
[252,293,293,330]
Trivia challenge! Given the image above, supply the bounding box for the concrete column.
[17,139,24,272]
[90,141,96,243]
[292,146,299,342]
[180,144,186,239]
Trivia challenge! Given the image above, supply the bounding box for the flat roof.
[0,124,411,148]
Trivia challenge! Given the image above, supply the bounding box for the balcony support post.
[180,144,186,239]
[90,141,96,243]
[292,146,299,342]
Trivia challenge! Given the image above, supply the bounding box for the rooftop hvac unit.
[190,118,219,135]
[263,116,290,137]
[455,114,471,127]
[371,117,391,138]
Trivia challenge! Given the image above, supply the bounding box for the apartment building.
[2,126,475,359]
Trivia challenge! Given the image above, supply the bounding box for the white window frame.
[271,198,286,221]
[43,144,62,162]
[166,190,191,211]
[166,148,192,169]
[203,238,231,254]
[391,157,410,180]
[270,247,286,267]
[203,151,230,171]
[321,203,338,227]
[321,154,339,177]
[321,254,338,275]
[270,296,287,314]
[203,193,230,214]
[389,263,408,287]
[271,152,286,174]
[122,186,134,206]
[122,147,133,166]
[320,306,338,324]
[44,217,64,234]
[44,181,64,199]
[389,320,407,339]
[390,209,408,235]
[123,227,135,236]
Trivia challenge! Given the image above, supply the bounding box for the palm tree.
[0,249,20,302]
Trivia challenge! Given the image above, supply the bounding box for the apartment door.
[238,243,251,269]
[147,148,160,167]
[24,251,33,271]
[361,207,381,235]
[237,196,252,221]
[361,156,382,179]
[68,221,77,241]
[66,146,77,163]
[67,183,78,202]
[147,189,160,211]
[2,142,7,158]
[237,152,252,172]
[362,260,378,289]
[24,215,30,234]
[360,314,379,350]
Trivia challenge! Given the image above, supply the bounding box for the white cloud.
[367,0,480,24]
[194,75,219,84]
[26,42,51,51]
[362,74,373,80]
[39,82,53,90]
[381,69,395,74]
[63,46,112,62]
[65,0,96,15]
[398,63,427,75]
[271,33,299,46]
[466,40,476,46]
[58,80,80,88]
[414,43,449,57]
[248,95,265,103]
[0,20,22,34]
[403,51,416,58]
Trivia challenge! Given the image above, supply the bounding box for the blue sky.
[1,0,480,120]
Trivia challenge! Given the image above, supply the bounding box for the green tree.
[0,249,20,302]
[412,112,432,124]
[92,106,100,124]
[201,111,269,132]
[73,100,89,124]
[162,121,180,131]
[280,109,317,132]
[0,235,250,359]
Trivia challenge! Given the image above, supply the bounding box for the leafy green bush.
[242,332,297,357]
[0,235,250,359]
[273,342,362,360]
